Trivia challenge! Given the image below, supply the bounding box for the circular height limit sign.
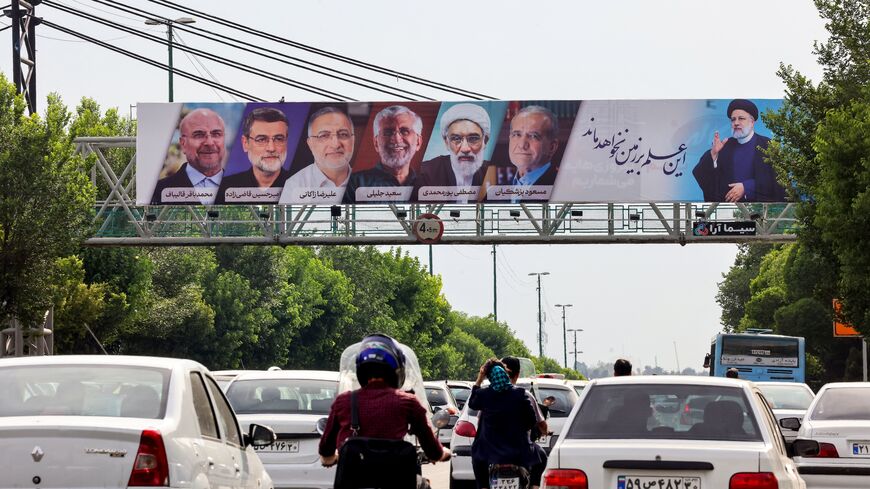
[413,213,444,244]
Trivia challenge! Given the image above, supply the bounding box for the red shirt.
[318,380,443,460]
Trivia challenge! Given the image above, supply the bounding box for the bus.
[704,330,806,382]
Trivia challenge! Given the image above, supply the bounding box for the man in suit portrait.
[215,107,290,204]
[151,108,227,205]
[692,99,786,202]
[507,105,560,187]
[280,106,354,203]
[343,105,423,203]
[417,103,490,203]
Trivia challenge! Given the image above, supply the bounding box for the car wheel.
[449,474,475,489]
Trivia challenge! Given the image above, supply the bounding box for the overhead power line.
[41,20,266,101]
[85,0,432,101]
[43,0,350,101]
[144,0,494,100]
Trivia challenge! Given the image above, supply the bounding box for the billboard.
[136,99,788,205]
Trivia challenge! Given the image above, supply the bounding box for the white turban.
[439,103,491,140]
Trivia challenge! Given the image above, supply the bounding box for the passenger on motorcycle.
[318,334,451,483]
[468,358,541,489]
[501,356,548,489]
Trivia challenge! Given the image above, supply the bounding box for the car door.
[755,391,803,488]
[190,371,237,488]
[204,374,261,489]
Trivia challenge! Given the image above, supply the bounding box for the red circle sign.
[413,213,444,244]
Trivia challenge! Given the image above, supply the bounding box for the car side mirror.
[432,409,451,429]
[703,353,711,369]
[246,423,276,448]
[779,417,802,431]
[791,438,820,457]
[315,417,328,435]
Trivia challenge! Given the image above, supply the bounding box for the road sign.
[692,221,757,236]
[833,299,861,337]
[413,213,444,244]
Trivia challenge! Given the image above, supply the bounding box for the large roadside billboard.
[136,99,787,205]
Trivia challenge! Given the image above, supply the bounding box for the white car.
[448,377,579,489]
[567,379,590,396]
[212,370,253,392]
[424,381,460,447]
[543,376,810,489]
[0,355,275,489]
[790,382,870,488]
[756,382,815,447]
[225,370,340,489]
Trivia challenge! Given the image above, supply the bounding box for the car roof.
[231,370,340,381]
[818,382,870,390]
[446,380,473,387]
[590,375,751,387]
[521,377,572,387]
[423,381,448,388]
[211,369,250,377]
[0,354,205,370]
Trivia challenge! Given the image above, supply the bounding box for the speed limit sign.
[413,213,444,244]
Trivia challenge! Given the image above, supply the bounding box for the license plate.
[491,477,519,489]
[852,442,870,456]
[536,434,550,447]
[617,475,700,489]
[254,440,299,453]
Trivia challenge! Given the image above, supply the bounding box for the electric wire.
[42,0,350,101]
[42,20,266,101]
[174,32,227,102]
[86,0,431,101]
[69,0,146,23]
[144,0,494,100]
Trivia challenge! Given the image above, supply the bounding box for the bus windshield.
[720,335,799,368]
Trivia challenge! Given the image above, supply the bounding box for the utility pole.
[555,304,573,368]
[492,244,497,322]
[568,328,583,370]
[145,17,196,102]
[428,244,433,276]
[528,272,549,357]
[4,0,39,114]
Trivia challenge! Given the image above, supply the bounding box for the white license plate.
[852,442,870,456]
[617,475,700,489]
[536,435,550,447]
[254,440,299,453]
[491,477,519,489]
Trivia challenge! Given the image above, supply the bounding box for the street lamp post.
[555,304,573,368]
[528,272,549,357]
[568,328,584,370]
[145,17,196,102]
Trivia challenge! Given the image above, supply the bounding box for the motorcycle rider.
[318,333,451,483]
[501,356,548,489]
[468,358,539,489]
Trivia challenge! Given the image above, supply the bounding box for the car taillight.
[454,420,476,438]
[128,429,169,487]
[729,472,778,489]
[543,469,588,489]
[809,442,840,458]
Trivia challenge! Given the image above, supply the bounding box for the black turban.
[727,99,758,121]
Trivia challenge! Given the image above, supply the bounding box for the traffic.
[0,331,868,489]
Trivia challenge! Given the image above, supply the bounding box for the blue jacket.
[468,384,538,466]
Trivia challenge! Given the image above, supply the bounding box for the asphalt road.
[422,460,451,489]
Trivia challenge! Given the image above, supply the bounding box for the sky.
[0,0,829,372]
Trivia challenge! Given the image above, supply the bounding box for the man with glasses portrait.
[343,105,424,204]
[417,103,491,203]
[215,107,291,204]
[151,107,228,205]
[280,107,355,204]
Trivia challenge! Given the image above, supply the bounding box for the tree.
[0,74,95,325]
[716,244,775,331]
[763,0,870,332]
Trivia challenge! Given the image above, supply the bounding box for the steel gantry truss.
[78,137,798,246]
[4,0,40,114]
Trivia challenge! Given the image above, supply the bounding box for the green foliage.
[716,244,774,331]
[452,313,531,358]
[762,0,870,333]
[0,75,96,325]
[531,356,584,380]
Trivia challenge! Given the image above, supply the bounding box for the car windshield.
[810,388,870,420]
[758,384,814,410]
[566,384,762,441]
[534,386,577,418]
[426,387,450,406]
[226,378,338,414]
[0,365,169,418]
[450,386,471,403]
